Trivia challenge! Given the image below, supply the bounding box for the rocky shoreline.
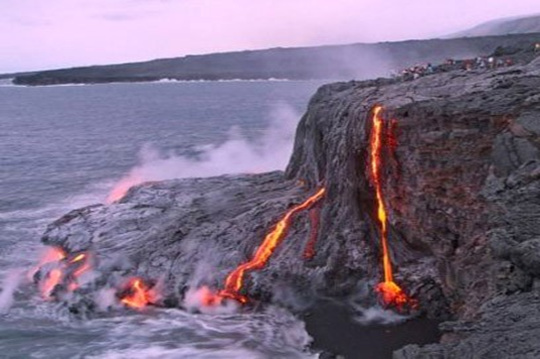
[36,52,540,357]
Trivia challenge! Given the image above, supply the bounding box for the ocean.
[0,81,323,358]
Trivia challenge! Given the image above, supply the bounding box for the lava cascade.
[218,188,326,303]
[369,105,416,310]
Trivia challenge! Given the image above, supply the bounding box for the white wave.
[80,306,314,359]
[156,78,294,84]
[88,346,266,359]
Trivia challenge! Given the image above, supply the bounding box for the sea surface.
[0,81,324,358]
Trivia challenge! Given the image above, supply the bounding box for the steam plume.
[108,103,300,203]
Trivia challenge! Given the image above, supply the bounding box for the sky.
[1,0,540,73]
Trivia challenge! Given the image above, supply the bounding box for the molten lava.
[107,175,142,204]
[121,278,155,309]
[33,248,95,298]
[70,253,91,278]
[34,247,66,298]
[67,253,92,291]
[219,188,326,303]
[41,269,63,299]
[40,247,67,264]
[303,206,321,260]
[369,105,415,311]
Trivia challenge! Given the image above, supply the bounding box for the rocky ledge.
[39,54,540,358]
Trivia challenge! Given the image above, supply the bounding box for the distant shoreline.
[3,78,327,88]
[9,32,540,87]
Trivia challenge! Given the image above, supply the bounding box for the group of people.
[396,63,435,81]
[395,56,515,82]
[392,41,540,82]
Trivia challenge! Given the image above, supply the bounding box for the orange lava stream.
[121,278,154,309]
[34,247,66,298]
[369,105,415,310]
[70,253,91,278]
[219,188,326,303]
[41,268,63,299]
[303,206,320,260]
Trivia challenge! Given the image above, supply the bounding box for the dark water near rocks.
[0,81,438,358]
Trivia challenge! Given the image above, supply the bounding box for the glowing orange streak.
[70,254,86,263]
[121,279,153,309]
[70,254,91,278]
[41,269,63,298]
[370,105,393,283]
[220,188,326,302]
[369,106,415,310]
[303,206,320,260]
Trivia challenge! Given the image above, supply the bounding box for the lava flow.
[369,105,415,311]
[218,187,326,303]
[120,278,156,309]
[33,248,96,298]
[303,206,321,260]
[67,253,91,291]
[34,247,66,298]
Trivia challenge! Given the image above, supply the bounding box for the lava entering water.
[34,247,66,299]
[120,278,156,309]
[218,188,326,303]
[369,105,415,311]
[34,248,96,298]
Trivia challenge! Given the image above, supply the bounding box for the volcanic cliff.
[38,54,540,358]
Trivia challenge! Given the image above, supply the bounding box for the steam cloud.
[107,103,300,202]
[184,287,240,315]
[0,269,24,313]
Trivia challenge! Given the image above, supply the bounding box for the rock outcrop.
[40,54,540,357]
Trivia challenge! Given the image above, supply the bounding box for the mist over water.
[0,81,322,358]
[108,103,300,202]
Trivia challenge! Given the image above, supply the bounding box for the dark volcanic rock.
[40,53,540,357]
[42,172,336,309]
[284,56,540,356]
[394,291,540,359]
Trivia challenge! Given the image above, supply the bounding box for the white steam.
[108,103,300,202]
[352,306,409,325]
[183,286,240,315]
[0,269,24,313]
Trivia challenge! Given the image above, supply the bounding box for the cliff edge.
[38,55,540,358]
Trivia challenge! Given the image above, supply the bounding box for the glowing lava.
[303,206,320,260]
[33,248,95,298]
[107,175,143,204]
[369,105,415,311]
[40,247,67,264]
[120,278,155,309]
[67,253,92,291]
[33,247,66,298]
[40,268,63,299]
[219,188,326,303]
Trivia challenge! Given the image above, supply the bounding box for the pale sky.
[2,0,540,73]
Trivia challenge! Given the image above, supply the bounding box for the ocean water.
[0,81,324,358]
